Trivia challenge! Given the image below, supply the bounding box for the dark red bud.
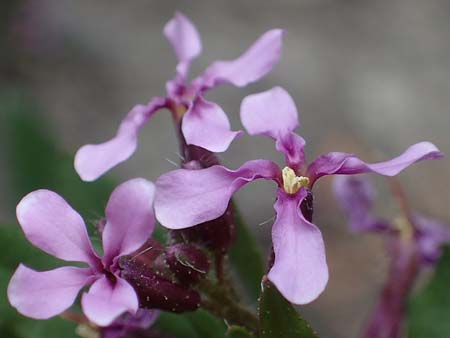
[165,243,210,284]
[172,203,236,255]
[128,240,165,266]
[120,258,200,313]
[300,190,314,222]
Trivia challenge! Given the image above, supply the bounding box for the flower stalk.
[199,279,259,334]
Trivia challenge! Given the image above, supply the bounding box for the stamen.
[282,167,309,194]
[393,217,414,242]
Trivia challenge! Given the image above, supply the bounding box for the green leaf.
[229,204,265,303]
[12,317,78,338]
[184,309,227,338]
[153,312,200,338]
[0,90,115,219]
[259,279,318,338]
[154,309,226,338]
[227,326,255,338]
[407,246,450,337]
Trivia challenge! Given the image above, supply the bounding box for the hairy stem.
[200,279,259,334]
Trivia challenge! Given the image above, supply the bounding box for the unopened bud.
[165,243,210,285]
[300,190,314,222]
[120,258,200,313]
[172,203,236,254]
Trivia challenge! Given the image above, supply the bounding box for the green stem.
[200,279,259,334]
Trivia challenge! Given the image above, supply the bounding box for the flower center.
[282,167,309,194]
[103,268,117,284]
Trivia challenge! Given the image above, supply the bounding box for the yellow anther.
[393,216,414,242]
[282,167,310,194]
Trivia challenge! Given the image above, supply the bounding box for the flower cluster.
[74,12,284,182]
[333,175,450,338]
[154,86,442,304]
[7,10,445,337]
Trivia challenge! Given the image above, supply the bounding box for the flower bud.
[120,258,201,313]
[165,243,210,285]
[171,204,236,254]
[300,190,314,222]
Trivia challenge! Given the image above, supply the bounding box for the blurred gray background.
[1,1,449,337]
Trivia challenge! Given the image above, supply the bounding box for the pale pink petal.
[82,276,139,327]
[75,98,166,182]
[240,87,305,168]
[163,11,202,77]
[307,142,443,185]
[155,160,281,229]
[240,87,299,138]
[8,264,93,319]
[182,96,242,152]
[102,178,156,266]
[268,189,329,304]
[195,29,285,89]
[16,190,99,265]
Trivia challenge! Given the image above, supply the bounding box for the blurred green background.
[1,1,449,337]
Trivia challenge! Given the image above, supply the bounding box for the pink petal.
[8,264,93,319]
[268,189,329,304]
[307,142,443,185]
[163,11,202,77]
[195,29,285,89]
[75,98,166,182]
[82,276,139,327]
[240,87,299,139]
[182,96,242,152]
[16,190,99,265]
[155,160,281,229]
[275,132,307,171]
[240,87,305,169]
[102,178,156,266]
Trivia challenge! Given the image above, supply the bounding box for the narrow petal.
[102,178,156,266]
[8,264,92,319]
[155,160,281,229]
[163,11,202,77]
[268,189,329,304]
[16,190,99,265]
[182,96,242,152]
[332,176,391,232]
[195,29,285,89]
[82,276,139,327]
[75,98,166,182]
[240,87,299,138]
[275,132,307,171]
[308,142,444,185]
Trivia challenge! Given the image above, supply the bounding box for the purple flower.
[8,178,156,326]
[101,309,159,338]
[333,175,450,264]
[75,12,284,181]
[154,86,443,304]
